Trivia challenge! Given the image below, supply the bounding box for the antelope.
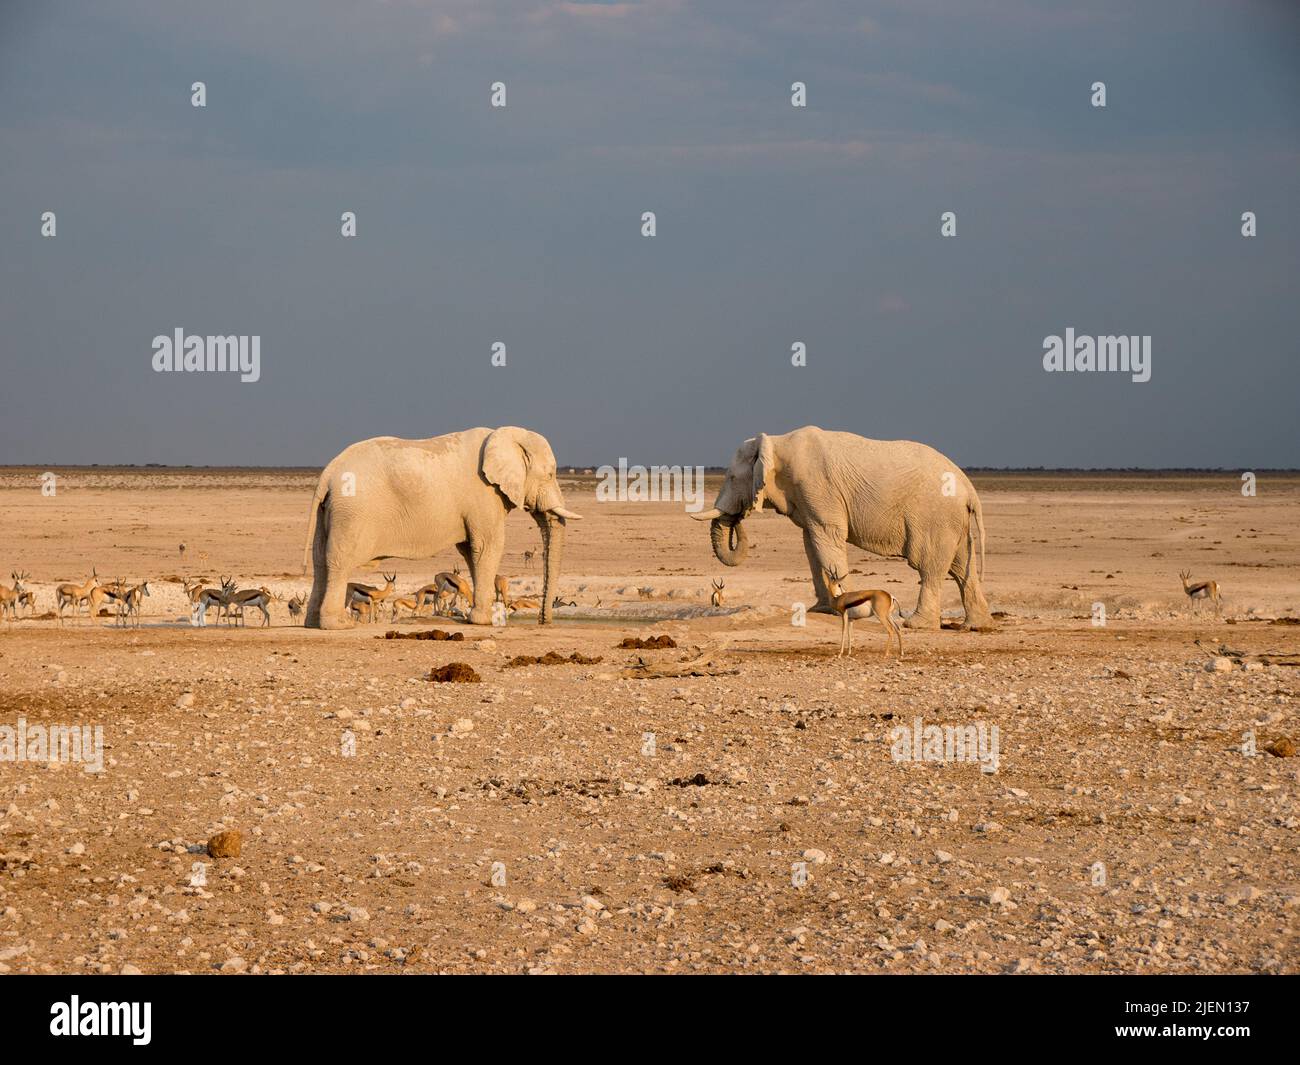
[56,570,98,624]
[710,579,725,608]
[179,543,186,559]
[189,576,236,626]
[825,568,903,660]
[91,578,130,621]
[551,596,576,609]
[287,593,305,623]
[431,566,472,616]
[494,575,510,603]
[17,589,36,617]
[115,581,150,628]
[346,572,397,621]
[349,596,375,623]
[227,586,273,627]
[0,571,29,621]
[522,548,536,571]
[1179,570,1221,616]
[508,596,541,614]
[389,594,420,621]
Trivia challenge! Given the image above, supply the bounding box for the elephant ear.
[482,427,529,509]
[748,433,776,512]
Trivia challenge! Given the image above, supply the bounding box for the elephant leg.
[803,527,847,615]
[906,561,945,630]
[306,505,361,629]
[949,549,995,630]
[459,529,504,626]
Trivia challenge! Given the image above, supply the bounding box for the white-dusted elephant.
[302,426,580,629]
[692,426,993,630]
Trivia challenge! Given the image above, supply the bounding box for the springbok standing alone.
[710,579,725,608]
[825,568,903,660]
[287,593,305,623]
[1179,570,1221,616]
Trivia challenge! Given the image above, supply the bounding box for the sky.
[1,0,1298,469]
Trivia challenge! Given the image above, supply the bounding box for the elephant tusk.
[550,506,583,521]
[690,508,724,521]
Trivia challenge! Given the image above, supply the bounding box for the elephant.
[302,426,581,629]
[692,426,994,630]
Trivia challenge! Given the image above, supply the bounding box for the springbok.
[825,568,902,660]
[189,576,236,626]
[227,586,273,627]
[17,589,36,617]
[287,593,305,623]
[522,548,536,571]
[389,594,420,621]
[115,581,150,628]
[0,571,30,621]
[349,596,375,624]
[431,566,472,616]
[508,596,541,614]
[494,574,510,604]
[1179,570,1221,616]
[346,572,397,621]
[56,570,98,624]
[710,579,725,608]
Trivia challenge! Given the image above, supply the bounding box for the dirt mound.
[618,634,677,649]
[382,629,464,641]
[504,651,603,668]
[427,662,480,683]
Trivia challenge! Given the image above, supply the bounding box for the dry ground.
[0,468,1296,974]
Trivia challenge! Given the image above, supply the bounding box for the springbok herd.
[0,565,590,630]
[1,562,1224,657]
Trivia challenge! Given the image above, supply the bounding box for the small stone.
[1265,737,1295,758]
[1205,657,1234,673]
[220,956,247,973]
[802,849,828,865]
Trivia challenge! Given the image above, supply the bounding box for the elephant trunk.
[535,511,565,625]
[710,514,749,567]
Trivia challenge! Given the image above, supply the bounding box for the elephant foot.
[904,611,940,631]
[961,612,997,632]
[314,612,354,631]
[468,606,493,626]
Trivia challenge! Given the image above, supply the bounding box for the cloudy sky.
[2,0,1297,468]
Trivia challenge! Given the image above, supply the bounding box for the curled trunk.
[535,511,566,625]
[709,515,749,567]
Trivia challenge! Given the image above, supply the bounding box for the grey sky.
[2,0,1298,469]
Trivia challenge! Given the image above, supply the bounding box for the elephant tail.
[302,469,332,575]
[966,498,986,584]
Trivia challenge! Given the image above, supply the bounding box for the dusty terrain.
[0,467,1296,974]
